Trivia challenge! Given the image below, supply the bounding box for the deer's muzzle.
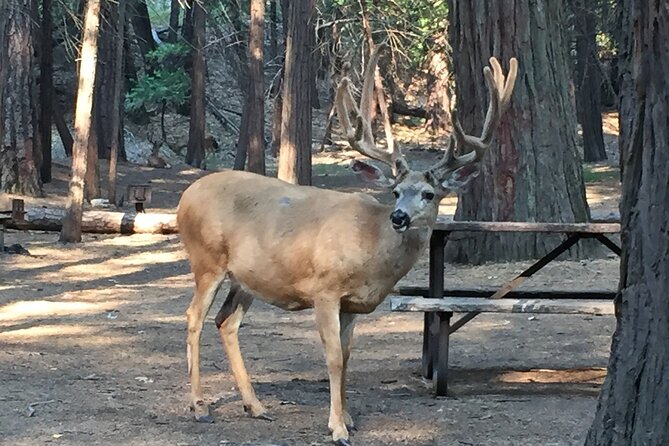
[390,210,411,233]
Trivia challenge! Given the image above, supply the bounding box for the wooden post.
[434,311,452,396]
[12,199,25,222]
[422,230,446,379]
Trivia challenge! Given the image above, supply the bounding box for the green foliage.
[125,43,190,113]
[320,0,449,69]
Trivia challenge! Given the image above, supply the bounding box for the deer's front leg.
[314,300,351,446]
[339,312,357,430]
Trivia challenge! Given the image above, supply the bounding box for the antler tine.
[333,43,400,168]
[490,56,518,111]
[334,77,358,141]
[430,57,518,176]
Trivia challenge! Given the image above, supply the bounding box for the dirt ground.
[0,152,621,446]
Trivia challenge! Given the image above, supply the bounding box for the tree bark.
[39,0,53,183]
[12,206,178,234]
[573,0,607,162]
[129,0,155,67]
[167,0,180,43]
[243,0,265,174]
[185,0,206,168]
[84,118,100,199]
[108,0,126,204]
[446,0,591,264]
[93,0,124,161]
[0,0,42,196]
[277,0,314,185]
[52,93,73,156]
[424,33,452,132]
[270,0,289,158]
[60,0,101,243]
[269,0,278,62]
[585,2,669,443]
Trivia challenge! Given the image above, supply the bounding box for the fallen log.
[6,207,178,235]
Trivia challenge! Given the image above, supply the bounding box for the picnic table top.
[433,219,620,234]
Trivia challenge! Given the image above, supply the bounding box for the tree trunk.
[573,0,606,162]
[0,0,42,196]
[270,0,289,158]
[243,0,265,174]
[39,0,53,183]
[85,116,100,200]
[269,0,278,62]
[129,0,155,67]
[234,109,249,170]
[167,0,180,43]
[94,0,124,161]
[52,93,73,156]
[12,206,178,234]
[60,0,101,243]
[271,91,283,157]
[185,0,206,168]
[424,33,451,132]
[585,2,669,443]
[108,0,126,204]
[446,0,591,264]
[277,0,314,185]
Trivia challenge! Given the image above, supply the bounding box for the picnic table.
[390,219,621,396]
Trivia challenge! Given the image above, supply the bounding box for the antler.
[335,44,402,171]
[430,57,518,176]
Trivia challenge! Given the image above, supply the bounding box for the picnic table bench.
[389,219,621,396]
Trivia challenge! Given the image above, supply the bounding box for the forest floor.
[0,114,622,445]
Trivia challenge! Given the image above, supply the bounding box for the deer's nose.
[390,210,411,232]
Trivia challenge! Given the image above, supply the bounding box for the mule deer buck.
[177,45,517,445]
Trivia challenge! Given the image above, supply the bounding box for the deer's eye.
[392,190,400,199]
[422,191,435,201]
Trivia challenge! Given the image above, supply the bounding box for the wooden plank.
[389,296,615,315]
[398,286,616,300]
[433,219,620,234]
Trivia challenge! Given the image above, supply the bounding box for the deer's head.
[336,45,518,233]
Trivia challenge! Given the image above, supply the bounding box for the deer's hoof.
[334,439,352,446]
[344,412,356,431]
[190,401,214,423]
[244,403,273,421]
[194,413,214,423]
[253,412,274,422]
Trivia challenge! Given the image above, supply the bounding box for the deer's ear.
[350,160,393,187]
[440,163,481,192]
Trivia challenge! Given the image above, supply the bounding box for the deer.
[176,45,517,446]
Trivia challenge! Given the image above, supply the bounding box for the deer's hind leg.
[215,281,270,420]
[186,266,226,423]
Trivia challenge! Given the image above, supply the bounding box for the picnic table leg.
[434,311,452,396]
[422,230,446,379]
